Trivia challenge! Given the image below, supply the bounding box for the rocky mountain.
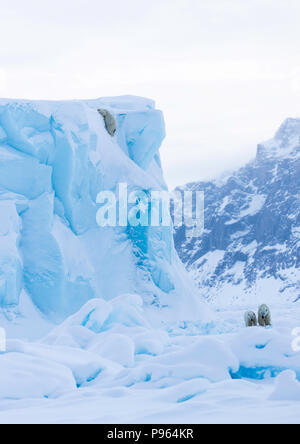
[173,118,300,304]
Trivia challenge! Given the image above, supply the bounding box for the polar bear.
[258,304,271,327]
[97,109,117,136]
[244,310,258,327]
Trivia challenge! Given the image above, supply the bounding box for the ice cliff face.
[174,118,300,304]
[0,95,203,324]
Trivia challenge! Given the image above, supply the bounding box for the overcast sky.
[0,0,300,188]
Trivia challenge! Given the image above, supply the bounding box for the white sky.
[0,0,300,188]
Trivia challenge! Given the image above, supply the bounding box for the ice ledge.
[0,95,155,115]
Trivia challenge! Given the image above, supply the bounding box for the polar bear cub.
[258,304,271,326]
[97,109,117,136]
[244,310,258,327]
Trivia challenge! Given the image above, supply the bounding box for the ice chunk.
[134,330,169,355]
[269,370,300,401]
[0,352,76,399]
[89,333,135,367]
[105,294,150,329]
[155,337,239,382]
[45,298,112,338]
[229,328,300,379]
[25,343,109,387]
[118,109,166,170]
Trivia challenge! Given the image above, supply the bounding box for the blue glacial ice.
[0,95,204,323]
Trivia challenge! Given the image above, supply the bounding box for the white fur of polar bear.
[258,304,271,326]
[244,310,258,327]
[97,109,117,136]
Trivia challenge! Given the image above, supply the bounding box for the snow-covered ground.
[0,296,300,424]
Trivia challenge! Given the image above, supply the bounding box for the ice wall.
[0,96,203,323]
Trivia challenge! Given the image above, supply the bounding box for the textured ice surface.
[0,96,205,325]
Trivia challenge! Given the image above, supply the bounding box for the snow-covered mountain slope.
[0,95,205,331]
[174,118,300,305]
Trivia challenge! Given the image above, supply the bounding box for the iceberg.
[0,95,205,325]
